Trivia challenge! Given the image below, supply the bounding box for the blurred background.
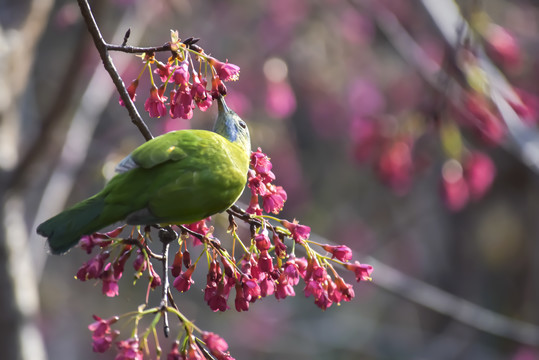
[1,0,539,359]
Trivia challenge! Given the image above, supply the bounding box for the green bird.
[37,96,251,254]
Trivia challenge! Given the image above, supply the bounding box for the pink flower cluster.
[120,53,240,121]
[169,224,372,311]
[441,151,496,212]
[247,148,288,214]
[88,315,119,353]
[351,117,415,195]
[351,110,499,211]
[89,316,146,360]
[76,228,161,297]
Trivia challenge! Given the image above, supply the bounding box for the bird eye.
[239,121,247,129]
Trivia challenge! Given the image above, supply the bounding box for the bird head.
[213,96,251,156]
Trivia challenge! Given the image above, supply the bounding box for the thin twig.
[107,43,171,54]
[76,0,153,141]
[157,226,177,338]
[121,238,163,260]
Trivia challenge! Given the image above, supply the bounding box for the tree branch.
[76,0,153,141]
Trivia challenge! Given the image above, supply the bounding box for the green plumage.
[37,97,251,254]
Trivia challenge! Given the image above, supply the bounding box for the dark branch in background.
[418,0,539,174]
[351,0,539,347]
[5,16,93,193]
[76,0,153,141]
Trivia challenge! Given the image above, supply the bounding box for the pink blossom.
[304,280,324,299]
[275,274,295,300]
[191,73,212,111]
[273,234,287,258]
[167,342,182,360]
[78,227,123,253]
[207,291,229,312]
[242,277,261,302]
[334,277,355,302]
[283,260,301,286]
[119,79,138,106]
[248,172,268,197]
[144,86,167,118]
[173,265,195,292]
[148,262,161,288]
[211,76,227,98]
[257,251,273,273]
[262,185,287,214]
[185,218,211,246]
[172,61,189,85]
[311,265,328,282]
[246,194,263,215]
[185,344,205,360]
[202,332,229,353]
[259,274,275,297]
[112,248,131,279]
[345,261,373,282]
[100,263,119,297]
[281,220,310,243]
[88,315,119,352]
[115,338,143,360]
[207,260,222,283]
[171,249,183,277]
[76,251,110,281]
[234,284,249,312]
[169,86,194,120]
[254,232,271,251]
[250,148,273,175]
[208,57,240,81]
[154,62,173,82]
[132,249,147,273]
[322,244,353,262]
[313,290,332,310]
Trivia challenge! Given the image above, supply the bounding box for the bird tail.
[37,193,112,254]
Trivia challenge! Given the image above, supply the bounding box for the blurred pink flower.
[463,93,506,145]
[485,24,521,69]
[440,159,469,211]
[464,151,495,201]
[265,80,296,119]
[115,338,143,360]
[376,140,414,195]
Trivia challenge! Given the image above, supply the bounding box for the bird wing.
[115,131,200,173]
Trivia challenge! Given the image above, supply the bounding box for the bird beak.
[217,95,230,114]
